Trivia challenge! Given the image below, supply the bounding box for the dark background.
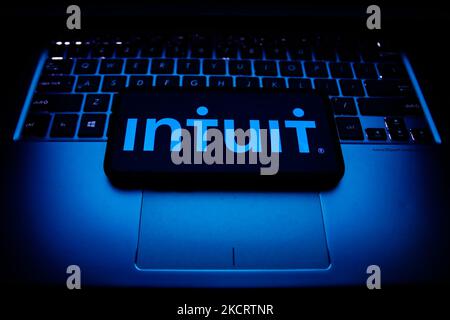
[1,1,449,315]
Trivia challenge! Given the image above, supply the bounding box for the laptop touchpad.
[136,192,330,269]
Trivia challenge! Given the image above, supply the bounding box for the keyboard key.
[203,60,226,75]
[31,94,83,112]
[364,80,413,96]
[75,76,101,92]
[141,45,163,57]
[377,63,407,79]
[22,114,51,138]
[236,77,260,88]
[84,94,111,112]
[289,46,312,60]
[125,59,149,74]
[262,78,286,89]
[102,76,126,92]
[314,79,339,95]
[358,98,422,116]
[339,80,365,96]
[209,76,232,88]
[155,76,180,87]
[115,45,138,57]
[410,128,431,143]
[37,76,75,92]
[330,97,357,115]
[128,76,153,91]
[191,45,212,58]
[183,76,206,88]
[229,61,252,75]
[265,47,286,60]
[66,45,89,58]
[240,46,262,59]
[329,63,353,78]
[75,59,99,74]
[151,59,175,74]
[304,62,328,78]
[78,114,107,138]
[353,63,378,79]
[43,59,73,74]
[92,44,113,58]
[216,43,238,58]
[100,59,124,74]
[177,59,200,74]
[254,61,277,76]
[335,117,364,140]
[366,128,387,141]
[166,44,187,58]
[385,117,409,141]
[288,78,312,90]
[279,62,303,77]
[50,114,78,137]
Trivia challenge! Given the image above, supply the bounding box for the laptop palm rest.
[136,192,330,269]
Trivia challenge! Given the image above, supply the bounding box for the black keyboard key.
[100,59,124,74]
[262,78,286,89]
[155,76,180,88]
[166,45,187,58]
[353,63,378,79]
[330,97,357,115]
[364,80,413,96]
[151,59,175,74]
[241,46,263,59]
[279,62,303,77]
[236,77,260,88]
[329,63,353,78]
[183,76,206,88]
[314,79,339,95]
[115,45,137,58]
[66,45,89,58]
[203,60,226,75]
[50,114,78,137]
[385,117,409,141]
[92,45,113,58]
[125,59,149,74]
[265,47,286,60]
[191,45,212,58]
[78,114,107,138]
[335,117,364,140]
[128,76,153,91]
[410,128,431,143]
[209,76,232,88]
[288,78,312,90]
[31,94,83,112]
[229,61,252,75]
[366,128,387,141]
[22,114,51,138]
[75,76,101,92]
[75,59,99,74]
[254,61,277,76]
[141,45,163,57]
[216,44,238,59]
[102,76,126,92]
[289,46,312,60]
[377,63,407,79]
[43,59,73,74]
[84,94,111,112]
[305,62,328,78]
[358,97,422,116]
[177,59,200,74]
[339,80,365,96]
[37,76,75,92]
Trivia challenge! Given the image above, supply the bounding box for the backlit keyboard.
[17,33,435,144]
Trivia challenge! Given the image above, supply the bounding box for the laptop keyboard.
[18,33,434,144]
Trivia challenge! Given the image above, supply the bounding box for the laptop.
[1,2,449,287]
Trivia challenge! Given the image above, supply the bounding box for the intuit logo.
[122,106,317,175]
